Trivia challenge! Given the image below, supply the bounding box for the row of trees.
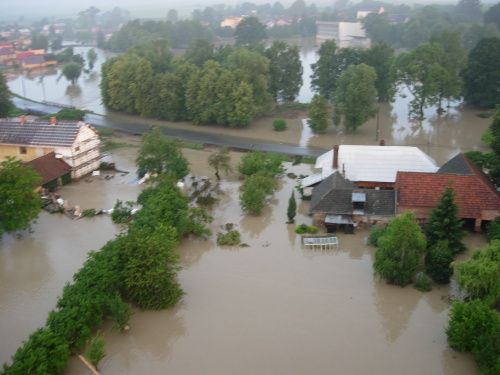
[1,130,212,374]
[101,39,302,127]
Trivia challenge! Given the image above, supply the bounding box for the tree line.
[100,38,302,128]
[0,132,211,374]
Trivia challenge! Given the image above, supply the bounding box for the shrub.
[272,118,287,131]
[81,208,97,218]
[216,230,241,246]
[84,333,105,369]
[425,240,454,284]
[238,152,284,177]
[295,224,319,234]
[240,174,276,215]
[368,225,387,246]
[374,212,427,286]
[487,218,500,242]
[287,191,296,223]
[414,272,433,292]
[111,200,134,224]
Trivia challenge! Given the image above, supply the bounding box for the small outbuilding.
[26,152,72,191]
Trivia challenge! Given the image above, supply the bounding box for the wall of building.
[0,144,53,161]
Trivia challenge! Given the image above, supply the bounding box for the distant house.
[310,172,395,232]
[356,4,384,19]
[220,16,245,29]
[301,145,438,191]
[395,153,500,231]
[316,21,371,48]
[0,117,101,179]
[22,54,56,69]
[15,49,45,62]
[0,47,15,64]
[26,152,72,191]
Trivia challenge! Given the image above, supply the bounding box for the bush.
[81,208,97,218]
[368,225,387,246]
[111,200,134,224]
[487,218,500,242]
[295,224,319,234]
[240,174,276,215]
[272,118,287,131]
[447,300,500,375]
[238,152,284,177]
[84,333,105,369]
[425,240,454,284]
[216,230,241,246]
[414,272,432,292]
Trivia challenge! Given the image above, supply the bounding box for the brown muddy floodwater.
[0,147,487,374]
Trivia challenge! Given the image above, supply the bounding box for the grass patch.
[96,128,114,137]
[295,224,319,234]
[180,141,204,150]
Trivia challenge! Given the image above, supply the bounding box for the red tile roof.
[26,152,72,185]
[395,170,500,219]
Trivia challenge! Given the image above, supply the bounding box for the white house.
[316,21,371,48]
[301,145,438,190]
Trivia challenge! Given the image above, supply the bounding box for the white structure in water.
[316,21,371,48]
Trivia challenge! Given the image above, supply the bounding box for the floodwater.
[0,147,487,374]
[0,147,141,365]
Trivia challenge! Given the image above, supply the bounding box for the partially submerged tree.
[308,94,328,134]
[425,240,454,284]
[208,148,232,180]
[426,187,466,255]
[334,63,378,133]
[287,191,297,223]
[86,48,97,71]
[0,158,42,236]
[374,212,427,286]
[62,63,82,85]
[240,174,276,215]
[84,333,105,369]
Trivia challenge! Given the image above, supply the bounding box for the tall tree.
[167,9,178,23]
[0,72,12,117]
[235,17,266,46]
[308,94,328,133]
[362,43,395,103]
[136,128,189,178]
[425,240,454,284]
[185,39,214,67]
[484,3,500,29]
[334,63,378,133]
[287,191,297,223]
[132,39,172,73]
[208,148,232,180]
[62,63,82,85]
[86,48,97,71]
[455,0,483,23]
[463,37,500,108]
[0,158,42,236]
[265,41,303,102]
[426,187,466,254]
[394,43,449,119]
[374,212,427,286]
[311,41,364,99]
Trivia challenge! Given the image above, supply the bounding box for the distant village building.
[21,54,56,69]
[0,117,101,179]
[0,46,16,64]
[301,145,438,191]
[395,153,500,232]
[316,21,371,48]
[356,5,384,20]
[220,16,245,29]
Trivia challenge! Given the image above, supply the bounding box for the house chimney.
[19,115,26,124]
[50,116,57,125]
[379,139,385,146]
[333,144,339,169]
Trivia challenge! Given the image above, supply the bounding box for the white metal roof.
[304,145,438,186]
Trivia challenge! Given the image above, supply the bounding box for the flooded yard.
[0,142,488,375]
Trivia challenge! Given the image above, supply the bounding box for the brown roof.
[0,120,82,147]
[395,170,500,218]
[26,152,72,185]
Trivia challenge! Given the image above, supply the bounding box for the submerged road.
[13,97,326,157]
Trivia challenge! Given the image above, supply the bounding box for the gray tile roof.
[438,153,474,175]
[311,172,395,216]
[0,121,82,147]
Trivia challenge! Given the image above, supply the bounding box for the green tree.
[208,148,232,180]
[334,63,378,133]
[455,0,483,23]
[426,187,466,255]
[307,94,328,133]
[425,240,454,284]
[136,128,189,178]
[167,9,178,23]
[287,191,297,223]
[185,39,214,67]
[31,32,49,50]
[487,217,500,242]
[265,41,303,101]
[394,43,450,119]
[0,72,12,117]
[463,37,500,108]
[454,240,500,306]
[374,212,427,286]
[362,43,396,103]
[238,152,284,177]
[84,333,105,369]
[86,48,97,71]
[51,35,63,51]
[132,39,173,73]
[235,17,266,46]
[240,174,277,215]
[0,158,42,236]
[62,63,82,85]
[121,224,183,310]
